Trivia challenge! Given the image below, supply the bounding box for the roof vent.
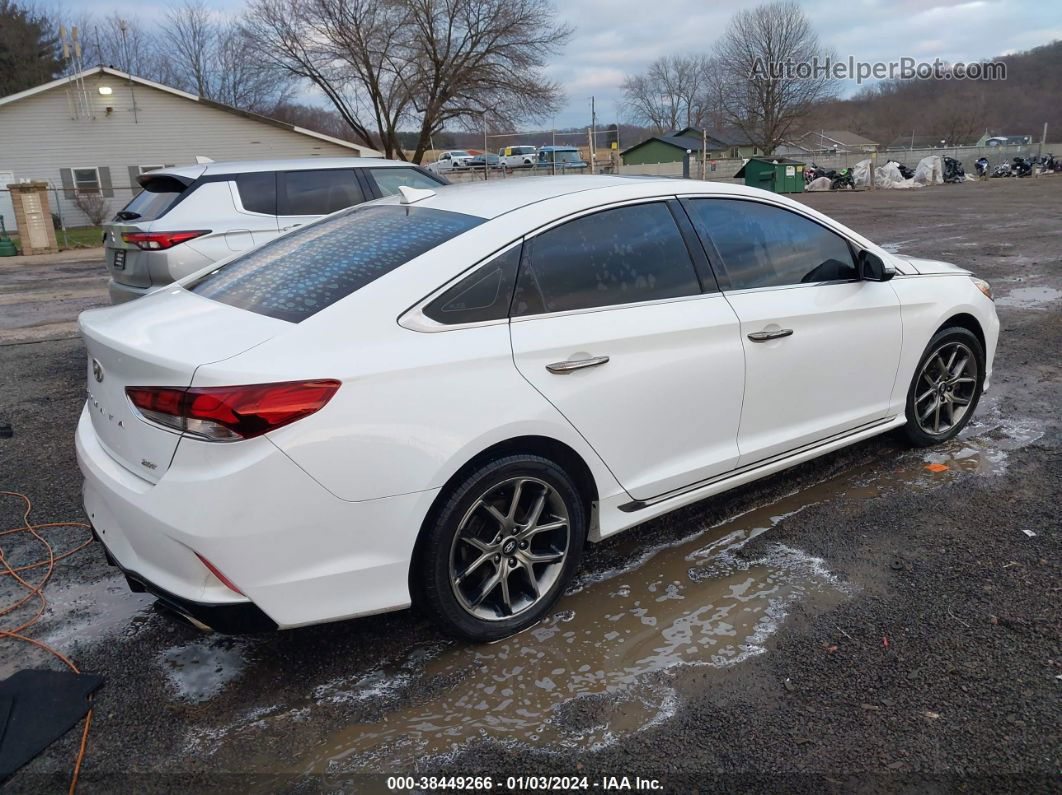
[398,185,436,205]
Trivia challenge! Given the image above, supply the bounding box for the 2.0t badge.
[91,358,104,383]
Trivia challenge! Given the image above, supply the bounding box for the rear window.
[187,205,484,322]
[115,176,186,221]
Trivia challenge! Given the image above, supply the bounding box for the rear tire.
[901,327,985,447]
[414,454,586,642]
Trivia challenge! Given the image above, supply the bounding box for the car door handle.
[545,355,610,374]
[747,328,794,342]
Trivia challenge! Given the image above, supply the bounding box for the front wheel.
[414,455,586,642]
[901,327,985,447]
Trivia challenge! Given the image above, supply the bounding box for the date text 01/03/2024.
[386,775,664,791]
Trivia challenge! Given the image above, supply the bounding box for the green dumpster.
[733,157,805,194]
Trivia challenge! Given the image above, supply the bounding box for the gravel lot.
[1,177,1059,792]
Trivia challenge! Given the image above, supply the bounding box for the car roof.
[371,175,763,219]
[143,157,418,181]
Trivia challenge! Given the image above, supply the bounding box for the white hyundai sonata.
[76,176,998,640]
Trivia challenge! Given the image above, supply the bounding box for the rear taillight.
[122,230,209,250]
[126,380,341,441]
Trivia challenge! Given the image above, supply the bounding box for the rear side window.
[115,176,186,221]
[369,167,442,197]
[188,205,484,323]
[280,169,366,216]
[423,245,520,325]
[685,199,856,290]
[514,202,700,315]
[236,172,277,215]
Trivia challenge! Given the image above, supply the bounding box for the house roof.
[0,66,382,157]
[620,126,754,157]
[796,130,879,149]
[673,126,754,146]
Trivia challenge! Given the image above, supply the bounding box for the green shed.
[734,157,805,193]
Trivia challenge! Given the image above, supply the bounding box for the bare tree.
[621,55,713,133]
[243,0,571,161]
[714,1,836,154]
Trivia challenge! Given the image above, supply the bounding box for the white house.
[0,66,381,229]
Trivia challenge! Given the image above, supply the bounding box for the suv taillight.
[126,380,341,441]
[122,230,209,250]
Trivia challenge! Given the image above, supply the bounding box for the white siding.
[0,72,370,227]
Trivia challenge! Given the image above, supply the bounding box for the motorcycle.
[829,167,854,190]
[943,156,965,183]
[886,160,915,180]
[991,162,1012,178]
[1012,156,1033,177]
[975,157,990,177]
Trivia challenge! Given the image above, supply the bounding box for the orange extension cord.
[0,491,95,794]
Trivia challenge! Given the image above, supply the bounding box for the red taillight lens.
[126,380,341,441]
[121,230,209,250]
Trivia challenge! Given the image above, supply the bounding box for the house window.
[73,167,101,193]
[139,165,165,175]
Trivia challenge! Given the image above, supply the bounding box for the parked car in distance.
[498,145,537,168]
[426,150,476,174]
[467,152,502,170]
[78,176,998,642]
[102,158,446,304]
[536,146,588,170]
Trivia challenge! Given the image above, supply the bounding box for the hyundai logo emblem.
[92,358,104,383]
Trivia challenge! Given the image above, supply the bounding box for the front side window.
[423,244,521,325]
[188,205,484,323]
[280,169,365,216]
[369,167,442,197]
[685,199,856,290]
[73,168,101,193]
[514,202,700,316]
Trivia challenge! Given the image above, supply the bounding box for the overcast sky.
[75,0,1062,129]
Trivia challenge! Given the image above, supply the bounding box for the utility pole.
[590,96,597,171]
[701,127,707,179]
[483,113,489,181]
[587,128,595,174]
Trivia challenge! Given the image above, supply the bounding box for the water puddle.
[994,286,1062,309]
[0,576,154,679]
[160,637,250,703]
[286,412,1042,773]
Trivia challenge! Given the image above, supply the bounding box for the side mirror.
[858,250,896,282]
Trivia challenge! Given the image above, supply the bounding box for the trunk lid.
[79,289,290,482]
[103,222,152,287]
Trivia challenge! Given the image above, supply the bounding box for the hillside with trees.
[801,40,1062,147]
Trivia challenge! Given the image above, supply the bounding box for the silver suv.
[103,158,446,303]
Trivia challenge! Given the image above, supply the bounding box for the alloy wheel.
[914,341,979,436]
[448,476,570,621]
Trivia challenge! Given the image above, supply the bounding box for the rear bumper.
[96,535,277,633]
[76,405,440,629]
[108,279,151,304]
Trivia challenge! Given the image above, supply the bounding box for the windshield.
[555,150,583,163]
[188,205,484,323]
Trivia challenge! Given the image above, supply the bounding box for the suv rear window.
[188,205,484,322]
[115,176,186,221]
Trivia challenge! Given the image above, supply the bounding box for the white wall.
[0,71,371,227]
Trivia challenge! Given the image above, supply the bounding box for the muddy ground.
[1,177,1059,792]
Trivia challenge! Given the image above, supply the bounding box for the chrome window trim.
[510,290,728,323]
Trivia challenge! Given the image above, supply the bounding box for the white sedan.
[77,176,998,640]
